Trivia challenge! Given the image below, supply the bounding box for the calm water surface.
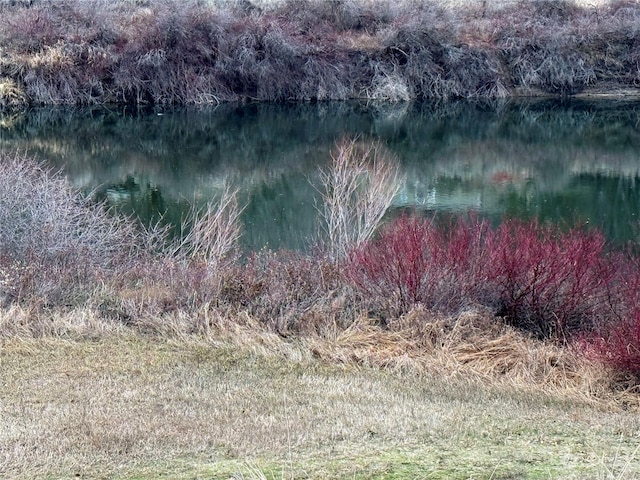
[1,99,640,250]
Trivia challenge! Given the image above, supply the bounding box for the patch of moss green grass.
[1,335,639,479]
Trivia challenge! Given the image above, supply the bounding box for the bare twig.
[171,185,244,267]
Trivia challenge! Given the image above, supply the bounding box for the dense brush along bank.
[1,0,640,109]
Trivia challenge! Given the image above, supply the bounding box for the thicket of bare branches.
[1,0,639,108]
[0,151,246,308]
[0,153,139,304]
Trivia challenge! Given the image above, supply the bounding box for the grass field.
[1,331,640,480]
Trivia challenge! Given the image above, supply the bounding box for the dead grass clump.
[217,250,347,334]
[103,259,214,323]
[303,306,633,405]
[0,77,27,109]
[0,303,127,338]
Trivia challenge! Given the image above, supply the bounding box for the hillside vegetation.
[1,0,640,108]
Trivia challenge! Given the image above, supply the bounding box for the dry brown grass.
[1,299,635,407]
[1,314,640,479]
[0,77,27,109]
[300,307,637,409]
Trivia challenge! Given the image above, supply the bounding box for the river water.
[1,99,639,251]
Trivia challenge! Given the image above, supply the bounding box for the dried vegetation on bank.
[2,140,640,477]
[1,143,640,408]
[0,0,639,108]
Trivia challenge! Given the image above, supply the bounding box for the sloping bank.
[1,0,640,109]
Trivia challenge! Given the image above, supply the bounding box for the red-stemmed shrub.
[579,311,640,381]
[486,220,616,339]
[346,214,492,319]
[348,215,618,339]
[607,250,640,321]
[347,215,436,317]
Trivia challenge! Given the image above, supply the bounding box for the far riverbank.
[1,0,640,109]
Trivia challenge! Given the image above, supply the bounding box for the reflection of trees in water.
[1,99,640,248]
[543,174,640,244]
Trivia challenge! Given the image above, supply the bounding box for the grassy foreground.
[2,328,640,480]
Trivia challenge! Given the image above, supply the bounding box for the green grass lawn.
[2,334,638,479]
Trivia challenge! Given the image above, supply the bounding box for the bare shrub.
[217,250,347,334]
[0,152,139,306]
[113,0,224,104]
[0,0,120,104]
[0,0,228,105]
[318,137,401,260]
[0,3,62,53]
[492,1,597,96]
[170,186,243,267]
[348,215,439,318]
[443,46,508,99]
[278,0,393,33]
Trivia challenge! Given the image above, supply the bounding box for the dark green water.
[1,99,640,250]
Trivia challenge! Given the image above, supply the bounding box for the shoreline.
[2,0,640,109]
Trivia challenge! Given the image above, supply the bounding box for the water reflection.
[1,99,639,250]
